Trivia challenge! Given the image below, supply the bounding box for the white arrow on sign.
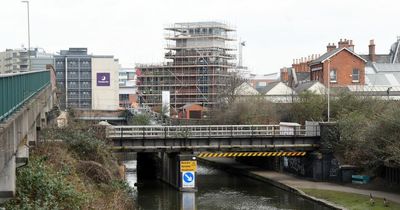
[184,173,193,182]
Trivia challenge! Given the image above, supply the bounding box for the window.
[127,72,135,80]
[330,69,337,82]
[352,69,359,82]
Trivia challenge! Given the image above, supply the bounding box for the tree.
[211,97,280,125]
[289,91,326,123]
[217,72,246,108]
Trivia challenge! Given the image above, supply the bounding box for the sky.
[1,0,399,74]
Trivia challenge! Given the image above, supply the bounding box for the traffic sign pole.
[179,154,197,192]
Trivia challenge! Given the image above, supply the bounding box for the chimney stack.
[327,43,337,52]
[338,38,355,51]
[348,40,355,51]
[369,39,376,62]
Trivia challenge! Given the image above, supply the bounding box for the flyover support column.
[0,156,16,202]
[0,122,17,202]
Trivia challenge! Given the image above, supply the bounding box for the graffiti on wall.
[287,157,305,176]
[329,158,339,178]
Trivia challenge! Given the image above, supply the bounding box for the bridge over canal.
[107,124,321,152]
[107,123,326,192]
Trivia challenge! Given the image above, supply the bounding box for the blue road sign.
[182,171,195,188]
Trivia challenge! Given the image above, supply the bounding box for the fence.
[0,70,50,121]
[107,124,321,139]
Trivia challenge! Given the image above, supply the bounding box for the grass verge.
[301,188,400,210]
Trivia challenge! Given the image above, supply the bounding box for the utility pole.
[387,87,392,100]
[327,59,331,122]
[238,39,246,67]
[21,1,31,71]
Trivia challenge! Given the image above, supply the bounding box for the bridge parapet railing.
[106,124,320,139]
[0,70,50,122]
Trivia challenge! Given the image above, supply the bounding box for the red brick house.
[178,103,206,119]
[309,40,367,86]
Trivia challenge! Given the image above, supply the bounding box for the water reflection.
[125,160,332,210]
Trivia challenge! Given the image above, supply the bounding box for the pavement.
[202,158,400,204]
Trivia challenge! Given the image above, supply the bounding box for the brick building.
[281,55,319,87]
[248,73,278,89]
[309,39,367,86]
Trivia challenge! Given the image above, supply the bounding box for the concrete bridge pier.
[168,153,197,192]
[159,152,179,189]
[0,156,16,202]
[137,152,197,192]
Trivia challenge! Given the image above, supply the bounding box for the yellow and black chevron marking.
[198,151,306,158]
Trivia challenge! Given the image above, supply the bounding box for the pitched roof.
[257,81,281,94]
[360,54,392,63]
[365,63,400,86]
[310,47,367,65]
[294,81,321,93]
[374,63,400,72]
[234,82,259,95]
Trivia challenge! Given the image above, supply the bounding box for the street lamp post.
[327,59,331,122]
[21,1,31,71]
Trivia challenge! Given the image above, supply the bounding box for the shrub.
[3,157,86,210]
[129,113,151,125]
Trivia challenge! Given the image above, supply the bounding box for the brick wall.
[311,50,365,86]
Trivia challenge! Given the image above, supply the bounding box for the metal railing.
[107,125,320,139]
[0,70,50,121]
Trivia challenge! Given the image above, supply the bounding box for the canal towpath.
[199,158,400,207]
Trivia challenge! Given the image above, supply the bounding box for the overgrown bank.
[1,122,135,210]
[212,92,400,174]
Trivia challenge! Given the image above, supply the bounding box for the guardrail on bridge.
[0,70,50,122]
[106,124,320,139]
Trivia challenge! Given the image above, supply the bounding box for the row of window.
[329,69,360,83]
[67,102,91,108]
[184,28,226,36]
[57,71,91,77]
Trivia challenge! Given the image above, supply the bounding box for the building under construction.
[136,22,237,114]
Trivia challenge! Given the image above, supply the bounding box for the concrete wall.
[0,84,54,201]
[91,57,119,110]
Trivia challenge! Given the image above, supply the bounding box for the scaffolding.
[137,22,237,112]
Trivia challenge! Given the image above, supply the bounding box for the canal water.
[125,160,332,210]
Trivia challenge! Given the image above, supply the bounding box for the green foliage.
[56,129,109,164]
[109,180,135,194]
[3,157,86,210]
[290,91,326,123]
[212,97,280,124]
[335,99,400,169]
[129,113,151,125]
[41,122,113,165]
[367,107,400,167]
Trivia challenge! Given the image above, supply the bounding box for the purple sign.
[97,73,110,86]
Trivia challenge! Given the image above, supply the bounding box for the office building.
[54,48,119,110]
